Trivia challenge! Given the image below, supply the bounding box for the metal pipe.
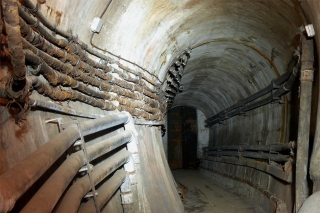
[27,75,160,120]
[208,141,295,153]
[21,0,161,85]
[1,87,103,118]
[29,98,103,119]
[27,76,117,111]
[207,151,290,163]
[204,155,293,183]
[21,131,132,213]
[17,4,111,72]
[18,21,160,116]
[89,33,160,86]
[56,150,131,213]
[206,54,299,124]
[22,37,160,107]
[18,4,111,71]
[23,50,114,99]
[296,36,314,211]
[2,0,27,95]
[206,56,300,126]
[22,0,72,39]
[19,1,159,110]
[0,112,130,213]
[78,169,127,213]
[18,7,68,49]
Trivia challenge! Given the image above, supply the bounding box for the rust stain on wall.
[45,5,62,26]
[55,11,62,26]
[184,0,201,9]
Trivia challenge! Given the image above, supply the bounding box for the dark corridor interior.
[167,106,198,170]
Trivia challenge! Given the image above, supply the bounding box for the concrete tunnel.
[0,0,320,212]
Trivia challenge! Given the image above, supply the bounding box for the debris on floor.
[176,179,189,199]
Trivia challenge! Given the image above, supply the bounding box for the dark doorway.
[168,106,198,170]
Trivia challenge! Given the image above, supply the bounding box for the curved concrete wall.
[35,0,304,146]
[1,0,320,212]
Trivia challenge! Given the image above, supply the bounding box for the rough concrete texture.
[1,0,320,212]
[200,159,294,213]
[136,125,184,212]
[0,60,124,174]
[173,169,265,213]
[197,109,209,158]
[299,191,320,213]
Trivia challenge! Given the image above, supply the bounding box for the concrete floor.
[172,169,265,213]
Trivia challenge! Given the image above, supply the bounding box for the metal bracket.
[79,164,93,172]
[73,140,83,146]
[84,191,99,198]
[271,80,280,90]
[45,118,63,132]
[73,120,100,213]
[271,87,281,102]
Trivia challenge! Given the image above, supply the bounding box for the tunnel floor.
[172,170,265,213]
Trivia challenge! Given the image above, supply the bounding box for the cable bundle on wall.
[162,50,191,111]
[205,51,300,126]
[1,0,163,123]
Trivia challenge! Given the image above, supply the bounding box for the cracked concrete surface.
[173,169,265,213]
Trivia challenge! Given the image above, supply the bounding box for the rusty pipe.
[29,98,104,119]
[56,150,131,213]
[28,75,159,118]
[21,35,159,107]
[18,19,160,106]
[28,76,160,120]
[22,0,72,39]
[78,169,127,213]
[17,15,112,74]
[0,86,103,118]
[17,4,111,71]
[2,0,26,93]
[17,4,68,48]
[296,36,314,211]
[27,76,117,110]
[0,111,130,213]
[21,131,132,213]
[23,49,116,101]
[20,0,160,85]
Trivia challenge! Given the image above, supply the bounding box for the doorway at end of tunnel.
[168,106,199,170]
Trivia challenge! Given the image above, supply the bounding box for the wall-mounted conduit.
[21,0,161,85]
[201,141,296,212]
[205,52,300,126]
[0,0,164,123]
[161,50,191,111]
[205,141,294,164]
[0,111,141,213]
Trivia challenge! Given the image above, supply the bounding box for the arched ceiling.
[37,0,305,118]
